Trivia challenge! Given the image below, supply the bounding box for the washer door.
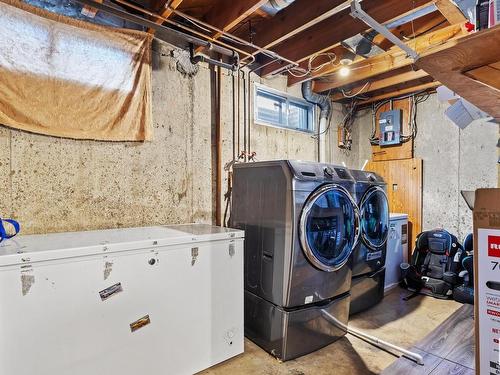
[360,186,389,249]
[300,184,360,272]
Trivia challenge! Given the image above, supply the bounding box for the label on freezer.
[478,229,500,374]
[99,282,123,301]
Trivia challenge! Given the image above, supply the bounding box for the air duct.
[302,80,332,163]
[302,80,331,120]
[261,0,295,16]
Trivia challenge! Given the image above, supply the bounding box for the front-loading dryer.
[349,169,389,315]
[231,160,360,360]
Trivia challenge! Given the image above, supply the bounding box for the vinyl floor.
[381,303,474,375]
[201,287,466,375]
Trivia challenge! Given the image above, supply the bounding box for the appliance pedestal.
[244,291,350,361]
[350,267,386,315]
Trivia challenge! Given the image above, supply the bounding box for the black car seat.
[400,229,464,299]
[453,233,474,304]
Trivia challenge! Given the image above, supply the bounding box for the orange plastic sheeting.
[0,0,153,141]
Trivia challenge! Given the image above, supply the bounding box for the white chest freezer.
[0,224,244,375]
[385,213,409,291]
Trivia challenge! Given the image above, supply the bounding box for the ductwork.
[302,80,332,163]
[261,0,294,16]
[302,80,332,120]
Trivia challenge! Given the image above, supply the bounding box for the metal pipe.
[232,72,236,161]
[169,8,299,67]
[237,70,241,158]
[109,0,250,60]
[321,311,425,366]
[74,0,239,57]
[242,71,247,162]
[215,65,222,226]
[190,54,236,70]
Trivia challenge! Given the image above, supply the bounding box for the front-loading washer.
[231,160,360,360]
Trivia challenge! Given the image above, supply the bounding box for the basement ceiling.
[34,0,473,104]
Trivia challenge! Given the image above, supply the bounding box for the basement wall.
[0,47,347,235]
[2,40,495,237]
[356,94,498,240]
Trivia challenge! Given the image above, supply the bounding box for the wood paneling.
[370,98,413,162]
[366,158,422,254]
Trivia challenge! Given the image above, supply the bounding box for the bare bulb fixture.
[339,66,350,77]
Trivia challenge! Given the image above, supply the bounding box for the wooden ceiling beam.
[356,81,440,105]
[434,0,467,25]
[298,23,464,91]
[327,69,429,100]
[244,0,348,50]
[148,0,184,33]
[259,0,433,77]
[203,0,269,40]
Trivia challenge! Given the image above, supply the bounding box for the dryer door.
[360,186,389,250]
[300,184,360,272]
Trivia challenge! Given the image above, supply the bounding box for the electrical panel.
[379,109,402,146]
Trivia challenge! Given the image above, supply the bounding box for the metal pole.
[321,310,425,366]
[350,0,420,60]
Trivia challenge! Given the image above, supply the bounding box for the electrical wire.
[286,52,338,78]
[341,82,370,98]
[369,90,430,145]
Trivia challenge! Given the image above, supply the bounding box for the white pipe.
[321,310,424,366]
[361,159,368,171]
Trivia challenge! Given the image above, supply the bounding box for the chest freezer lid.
[0,224,243,267]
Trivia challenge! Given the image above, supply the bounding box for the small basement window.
[254,84,315,133]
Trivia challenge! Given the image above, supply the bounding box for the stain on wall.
[0,51,325,234]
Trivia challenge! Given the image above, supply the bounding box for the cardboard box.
[474,188,500,374]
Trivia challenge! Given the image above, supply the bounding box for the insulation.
[0,0,153,141]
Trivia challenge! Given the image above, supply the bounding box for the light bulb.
[339,66,350,77]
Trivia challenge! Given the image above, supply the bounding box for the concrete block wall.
[356,94,498,240]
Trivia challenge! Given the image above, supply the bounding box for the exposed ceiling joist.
[203,0,269,40]
[357,81,441,105]
[244,0,348,50]
[148,0,184,33]
[327,69,429,100]
[297,23,465,91]
[434,0,467,25]
[259,0,433,77]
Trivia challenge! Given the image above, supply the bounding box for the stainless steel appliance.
[231,160,360,361]
[349,169,390,315]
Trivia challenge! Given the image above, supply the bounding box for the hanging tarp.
[0,0,153,141]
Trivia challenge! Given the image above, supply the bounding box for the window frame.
[253,83,315,133]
